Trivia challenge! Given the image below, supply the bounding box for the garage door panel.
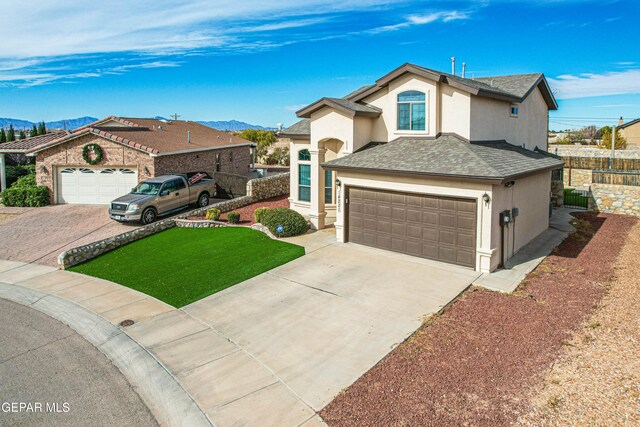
[457,216,475,231]
[406,209,422,223]
[422,211,438,226]
[439,213,456,228]
[348,187,477,268]
[57,166,138,205]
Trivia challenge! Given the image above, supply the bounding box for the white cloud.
[284,104,308,112]
[364,10,469,34]
[548,70,640,99]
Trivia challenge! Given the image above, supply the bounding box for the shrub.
[260,208,308,237]
[254,207,270,223]
[227,211,240,224]
[206,207,221,221]
[13,174,36,188]
[1,180,50,207]
[5,164,35,187]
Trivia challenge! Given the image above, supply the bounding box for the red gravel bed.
[320,212,637,427]
[187,194,290,225]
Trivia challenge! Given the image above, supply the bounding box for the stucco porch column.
[0,154,6,193]
[309,147,326,229]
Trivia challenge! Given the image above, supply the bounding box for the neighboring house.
[619,117,640,148]
[0,117,253,204]
[281,63,563,273]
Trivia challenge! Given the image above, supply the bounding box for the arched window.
[397,90,426,131]
[298,149,311,161]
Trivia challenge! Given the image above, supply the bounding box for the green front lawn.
[69,227,305,307]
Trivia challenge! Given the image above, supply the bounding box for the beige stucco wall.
[439,84,471,139]
[490,171,551,270]
[310,109,357,152]
[620,122,640,148]
[362,73,438,142]
[470,86,548,150]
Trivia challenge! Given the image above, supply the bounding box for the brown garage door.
[347,187,477,268]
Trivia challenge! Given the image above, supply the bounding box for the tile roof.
[322,134,563,181]
[0,131,70,153]
[27,117,253,155]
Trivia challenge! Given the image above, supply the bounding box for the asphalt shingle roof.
[474,74,544,99]
[322,134,563,181]
[281,119,310,137]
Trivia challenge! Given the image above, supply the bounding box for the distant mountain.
[1,116,273,132]
[196,120,274,131]
[0,116,98,130]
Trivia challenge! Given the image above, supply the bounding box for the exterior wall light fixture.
[482,193,491,204]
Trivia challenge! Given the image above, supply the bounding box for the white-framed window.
[324,170,334,204]
[298,149,311,202]
[510,104,519,117]
[397,90,426,131]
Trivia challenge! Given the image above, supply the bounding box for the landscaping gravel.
[519,219,640,426]
[320,212,637,426]
[187,194,289,225]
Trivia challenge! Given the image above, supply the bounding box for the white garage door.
[57,167,138,204]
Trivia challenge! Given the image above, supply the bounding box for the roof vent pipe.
[451,57,456,76]
[462,62,466,78]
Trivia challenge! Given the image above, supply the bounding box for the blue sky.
[1,0,639,129]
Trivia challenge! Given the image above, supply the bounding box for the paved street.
[0,298,157,427]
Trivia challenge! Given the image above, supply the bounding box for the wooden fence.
[592,170,640,187]
[563,156,640,171]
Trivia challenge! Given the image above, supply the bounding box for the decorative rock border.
[174,219,277,239]
[58,173,290,269]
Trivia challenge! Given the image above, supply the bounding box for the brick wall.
[35,135,251,204]
[35,134,154,203]
[154,145,251,176]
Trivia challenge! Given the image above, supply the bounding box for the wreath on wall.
[82,143,103,165]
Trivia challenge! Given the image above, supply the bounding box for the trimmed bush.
[1,177,50,207]
[227,211,240,224]
[260,208,308,237]
[254,207,270,223]
[206,207,221,221]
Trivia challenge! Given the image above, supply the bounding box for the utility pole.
[170,113,181,121]
[611,125,616,169]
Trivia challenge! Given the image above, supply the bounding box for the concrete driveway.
[0,297,157,426]
[0,205,138,266]
[163,229,481,425]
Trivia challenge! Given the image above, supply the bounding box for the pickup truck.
[109,172,217,224]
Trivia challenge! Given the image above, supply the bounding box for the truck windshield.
[131,182,162,195]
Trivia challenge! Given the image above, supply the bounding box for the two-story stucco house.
[281,63,563,273]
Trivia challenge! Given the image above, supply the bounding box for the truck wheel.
[198,193,210,208]
[141,208,157,225]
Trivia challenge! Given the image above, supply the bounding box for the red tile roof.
[0,131,71,153]
[27,117,254,155]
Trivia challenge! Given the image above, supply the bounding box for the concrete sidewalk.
[474,208,576,293]
[0,228,478,427]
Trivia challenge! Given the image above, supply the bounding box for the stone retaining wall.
[563,168,592,189]
[174,219,277,238]
[59,173,290,269]
[589,184,640,216]
[247,172,289,200]
[551,179,564,207]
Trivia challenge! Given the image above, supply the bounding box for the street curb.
[0,281,213,427]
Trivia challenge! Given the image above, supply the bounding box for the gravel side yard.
[518,219,640,425]
[188,194,290,225]
[320,212,637,426]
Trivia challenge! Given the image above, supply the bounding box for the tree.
[18,130,26,139]
[7,125,15,142]
[37,121,46,135]
[0,129,6,143]
[236,129,277,162]
[29,125,38,137]
[600,126,627,149]
[581,125,599,144]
